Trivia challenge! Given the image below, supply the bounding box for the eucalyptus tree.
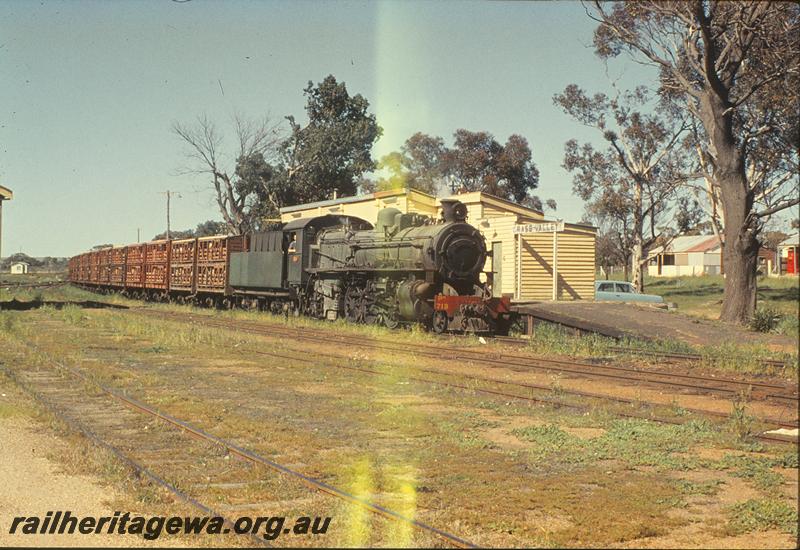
[588,0,800,322]
[555,85,690,290]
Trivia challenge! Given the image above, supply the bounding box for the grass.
[726,498,799,536]
[728,390,755,442]
[712,453,794,490]
[644,273,799,319]
[0,401,31,418]
[513,418,718,472]
[4,300,799,547]
[522,320,798,377]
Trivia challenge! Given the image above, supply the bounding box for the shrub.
[749,306,779,333]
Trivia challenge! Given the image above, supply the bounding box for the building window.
[662,254,675,266]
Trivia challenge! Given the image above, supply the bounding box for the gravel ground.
[0,382,193,548]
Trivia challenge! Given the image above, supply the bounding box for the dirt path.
[0,387,191,547]
[1,420,134,547]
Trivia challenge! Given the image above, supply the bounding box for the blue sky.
[0,0,656,257]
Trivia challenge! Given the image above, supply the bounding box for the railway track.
[128,309,798,442]
[0,280,66,289]
[1,341,478,549]
[602,344,794,369]
[135,308,800,407]
[242,344,799,442]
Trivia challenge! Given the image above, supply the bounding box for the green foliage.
[401,132,448,194]
[778,451,799,469]
[775,313,799,337]
[446,129,541,205]
[728,391,754,442]
[713,453,794,490]
[513,419,715,471]
[673,478,723,497]
[750,306,780,332]
[279,75,382,203]
[727,499,798,536]
[152,220,227,241]
[0,312,17,333]
[554,84,691,288]
[366,129,546,206]
[58,305,87,327]
[590,2,799,324]
[712,455,783,490]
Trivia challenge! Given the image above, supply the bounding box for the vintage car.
[594,280,665,304]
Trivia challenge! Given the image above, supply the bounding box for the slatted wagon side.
[97,248,111,285]
[125,244,145,290]
[79,253,89,284]
[88,250,101,285]
[144,240,170,291]
[169,238,197,294]
[196,235,246,294]
[108,246,127,287]
[67,257,77,282]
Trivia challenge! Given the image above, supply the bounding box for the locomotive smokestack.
[440,199,468,223]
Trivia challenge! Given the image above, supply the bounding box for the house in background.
[10,261,29,274]
[647,235,722,277]
[778,233,799,275]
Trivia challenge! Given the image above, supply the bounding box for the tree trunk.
[631,240,643,291]
[719,183,760,323]
[631,180,644,292]
[700,94,760,324]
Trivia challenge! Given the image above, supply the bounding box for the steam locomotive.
[69,199,513,334]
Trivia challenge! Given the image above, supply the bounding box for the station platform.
[512,301,796,351]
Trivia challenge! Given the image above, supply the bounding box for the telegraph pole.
[159,190,181,240]
[0,185,13,260]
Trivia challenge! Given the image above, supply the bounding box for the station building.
[280,188,596,301]
[10,261,29,274]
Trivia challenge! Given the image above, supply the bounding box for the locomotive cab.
[282,214,373,286]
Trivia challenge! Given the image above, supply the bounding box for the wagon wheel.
[432,310,449,334]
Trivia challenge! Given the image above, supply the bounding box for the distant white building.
[647,235,722,277]
[10,261,29,274]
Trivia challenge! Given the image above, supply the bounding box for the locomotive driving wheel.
[381,307,400,329]
[432,310,449,334]
[305,291,324,318]
[344,281,378,324]
[344,285,363,323]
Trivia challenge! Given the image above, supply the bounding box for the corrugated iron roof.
[685,235,721,252]
[647,235,721,257]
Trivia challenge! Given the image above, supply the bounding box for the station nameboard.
[513,221,564,234]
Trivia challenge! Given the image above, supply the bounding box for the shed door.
[492,241,502,297]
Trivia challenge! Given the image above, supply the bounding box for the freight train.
[68,199,513,334]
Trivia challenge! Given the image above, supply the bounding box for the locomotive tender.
[69,199,512,334]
